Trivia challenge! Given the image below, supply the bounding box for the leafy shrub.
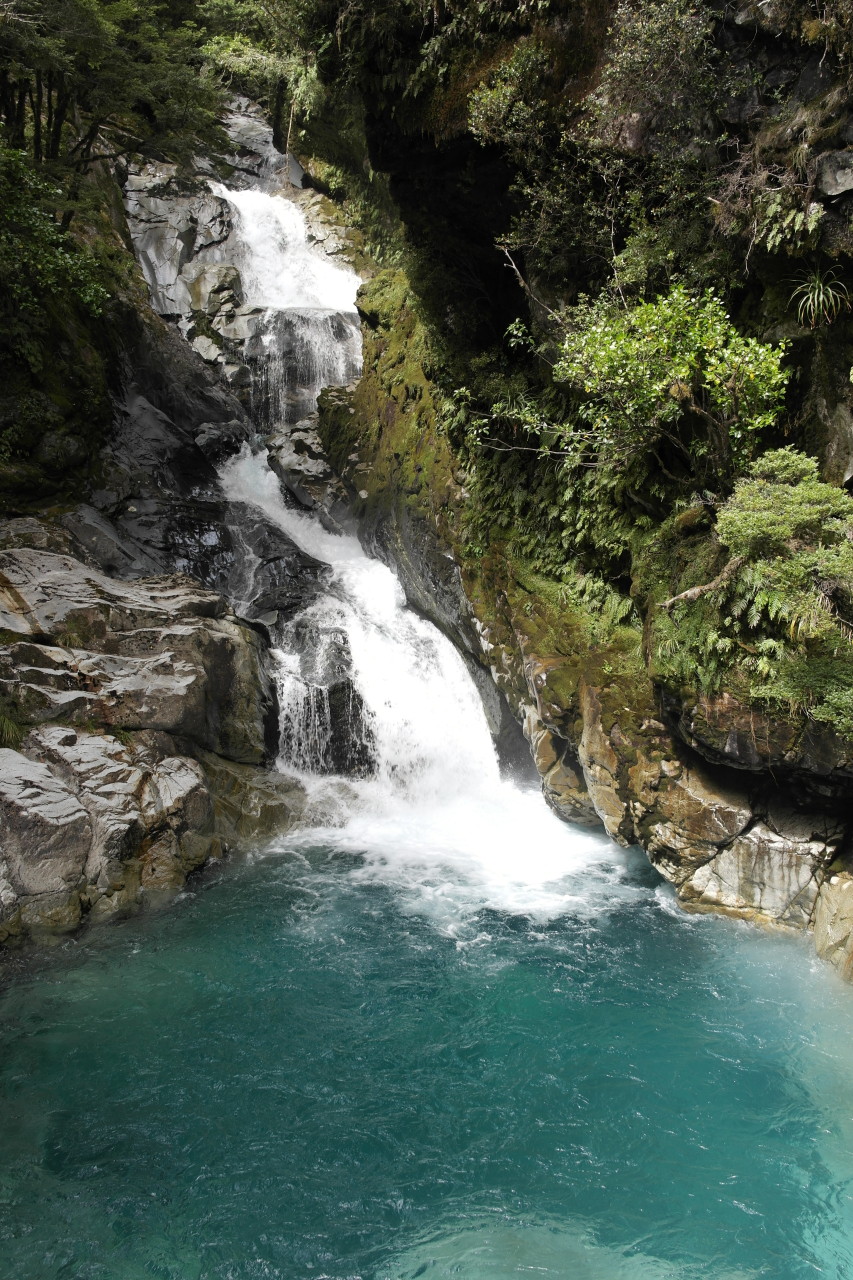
[648,449,853,735]
[552,285,790,481]
[0,144,108,349]
[716,448,852,555]
[468,39,551,148]
[585,0,715,151]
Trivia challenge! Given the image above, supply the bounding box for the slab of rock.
[124,187,232,317]
[0,747,91,902]
[524,709,599,827]
[814,875,853,980]
[577,683,635,844]
[191,335,224,365]
[678,818,836,929]
[816,150,853,198]
[635,760,753,879]
[671,689,853,799]
[198,752,306,844]
[182,263,243,315]
[0,728,222,941]
[0,547,276,763]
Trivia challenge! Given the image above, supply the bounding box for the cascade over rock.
[317,265,853,979]
[3,90,853,984]
[0,101,357,942]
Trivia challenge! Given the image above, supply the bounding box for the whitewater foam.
[214,155,622,932]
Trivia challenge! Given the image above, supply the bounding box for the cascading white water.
[214,115,624,931]
[210,184,362,429]
[209,187,359,313]
[220,446,620,927]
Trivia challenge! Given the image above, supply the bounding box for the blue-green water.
[2,837,853,1280]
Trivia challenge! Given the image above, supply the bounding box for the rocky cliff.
[5,31,853,990]
[0,103,342,944]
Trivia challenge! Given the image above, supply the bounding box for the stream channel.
[2,110,853,1280]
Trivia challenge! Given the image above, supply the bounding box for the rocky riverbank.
[4,86,853,987]
[318,269,853,982]
[0,102,346,944]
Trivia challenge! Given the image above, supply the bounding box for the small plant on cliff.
[789,267,851,328]
[0,697,24,748]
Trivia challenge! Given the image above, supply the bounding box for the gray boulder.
[0,548,276,764]
[0,728,221,942]
[816,150,853,198]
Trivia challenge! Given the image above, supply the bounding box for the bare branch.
[0,0,37,26]
[501,248,559,319]
[658,556,745,611]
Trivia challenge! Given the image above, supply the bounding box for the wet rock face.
[0,100,364,946]
[0,729,218,944]
[0,540,300,943]
[816,150,853,198]
[0,547,276,763]
[278,619,377,779]
[664,689,853,801]
[814,875,853,980]
[532,674,848,940]
[223,507,331,627]
[124,185,233,317]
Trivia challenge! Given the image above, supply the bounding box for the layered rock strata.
[0,538,303,943]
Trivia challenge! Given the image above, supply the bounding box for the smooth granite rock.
[814,875,853,980]
[0,728,221,942]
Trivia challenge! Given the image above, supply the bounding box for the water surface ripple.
[2,843,853,1280]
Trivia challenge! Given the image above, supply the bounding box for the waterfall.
[207,183,362,431]
[209,106,614,929]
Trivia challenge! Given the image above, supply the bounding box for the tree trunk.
[72,117,102,173]
[11,80,28,148]
[45,69,53,144]
[0,70,15,134]
[30,71,42,162]
[48,83,70,160]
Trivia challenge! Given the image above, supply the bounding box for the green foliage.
[585,0,716,152]
[0,0,225,166]
[455,285,790,604]
[468,39,551,148]
[0,142,107,369]
[647,449,853,737]
[0,144,106,309]
[203,33,317,109]
[0,694,24,748]
[552,285,790,480]
[789,266,851,328]
[753,188,824,255]
[716,448,852,556]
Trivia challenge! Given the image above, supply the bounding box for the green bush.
[0,141,109,389]
[716,448,852,557]
[646,449,853,735]
[553,285,790,481]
